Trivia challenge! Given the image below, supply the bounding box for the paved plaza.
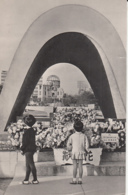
[3,175,125,195]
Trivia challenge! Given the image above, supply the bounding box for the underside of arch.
[8,32,116,125]
[0,4,125,132]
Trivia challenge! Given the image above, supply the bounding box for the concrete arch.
[0,5,126,131]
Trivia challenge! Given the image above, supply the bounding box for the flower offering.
[6,107,126,152]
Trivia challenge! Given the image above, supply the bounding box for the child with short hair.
[67,120,89,184]
[20,114,39,184]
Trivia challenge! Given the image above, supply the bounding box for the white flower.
[8,128,12,134]
[14,133,19,139]
[63,127,67,132]
[41,133,46,138]
[55,129,59,134]
[12,126,17,133]
[61,136,65,141]
[36,141,41,147]
[8,135,11,139]
[35,135,39,141]
[15,140,19,146]
[17,119,23,124]
[11,140,16,146]
[57,141,61,146]
[59,131,63,136]
[7,140,12,145]
[52,133,56,138]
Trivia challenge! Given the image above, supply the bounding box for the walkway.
[4,175,125,195]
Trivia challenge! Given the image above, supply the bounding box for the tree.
[77,91,98,105]
[0,84,3,94]
[63,91,98,107]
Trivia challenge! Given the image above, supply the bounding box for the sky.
[42,63,90,95]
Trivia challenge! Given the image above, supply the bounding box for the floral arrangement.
[35,123,74,149]
[6,108,126,152]
[7,119,27,148]
[7,119,74,151]
[53,107,97,125]
[90,120,126,152]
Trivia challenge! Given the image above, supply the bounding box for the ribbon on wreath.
[63,150,94,162]
[63,150,71,161]
[88,151,93,161]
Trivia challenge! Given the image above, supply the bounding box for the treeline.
[63,91,98,106]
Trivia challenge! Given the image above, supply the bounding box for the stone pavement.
[0,190,4,195]
[0,179,12,195]
[4,175,125,195]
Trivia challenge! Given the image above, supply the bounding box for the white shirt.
[67,132,89,154]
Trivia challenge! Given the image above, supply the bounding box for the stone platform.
[16,161,125,177]
[0,150,126,178]
[15,150,126,177]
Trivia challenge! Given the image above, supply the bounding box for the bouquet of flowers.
[7,119,26,149]
[36,125,74,149]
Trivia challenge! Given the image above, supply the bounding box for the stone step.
[33,150,126,163]
[101,151,126,162]
[15,161,125,177]
[37,150,54,162]
[100,161,125,166]
[0,133,8,141]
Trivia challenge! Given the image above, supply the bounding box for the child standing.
[67,120,89,184]
[20,114,39,184]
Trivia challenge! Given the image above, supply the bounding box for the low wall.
[0,150,54,178]
[100,151,126,162]
[0,151,38,178]
[0,150,126,178]
[0,151,17,178]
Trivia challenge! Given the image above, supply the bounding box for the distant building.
[1,71,64,102]
[31,76,43,100]
[42,75,64,102]
[57,88,64,100]
[1,70,7,85]
[1,70,44,100]
[47,75,60,89]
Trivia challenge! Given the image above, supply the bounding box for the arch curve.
[0,4,126,131]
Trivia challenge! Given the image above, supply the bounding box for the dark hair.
[23,114,36,127]
[74,120,83,132]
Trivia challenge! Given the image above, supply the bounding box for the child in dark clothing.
[20,114,39,184]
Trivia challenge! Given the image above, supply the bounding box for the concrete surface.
[14,161,126,178]
[0,179,12,194]
[4,175,125,195]
[2,156,126,195]
[0,190,4,195]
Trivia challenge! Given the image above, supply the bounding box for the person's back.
[20,114,39,185]
[69,132,88,156]
[22,127,36,154]
[67,120,89,184]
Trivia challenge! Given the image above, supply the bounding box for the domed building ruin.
[43,75,64,102]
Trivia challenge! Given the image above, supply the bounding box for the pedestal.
[53,148,102,166]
